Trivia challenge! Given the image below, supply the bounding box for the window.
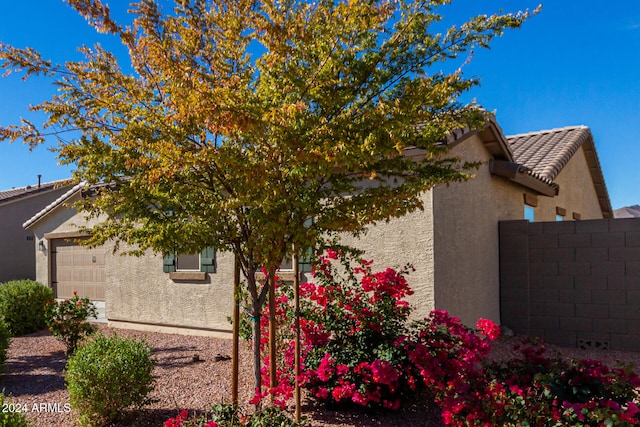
[556,207,566,222]
[556,215,563,222]
[163,247,216,273]
[523,194,537,222]
[524,205,535,222]
[277,218,314,273]
[176,253,200,271]
[279,255,294,271]
[278,246,313,273]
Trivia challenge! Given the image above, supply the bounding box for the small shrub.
[44,291,97,354]
[478,339,640,427]
[65,332,155,426]
[0,319,10,374]
[164,403,306,427]
[0,389,31,427]
[0,280,53,336]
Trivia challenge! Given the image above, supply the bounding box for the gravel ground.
[1,325,638,427]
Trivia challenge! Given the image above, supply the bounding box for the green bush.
[0,280,53,336]
[65,332,155,426]
[0,389,31,427]
[0,319,10,375]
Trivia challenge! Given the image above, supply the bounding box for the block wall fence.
[499,218,640,351]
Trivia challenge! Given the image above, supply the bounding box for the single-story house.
[0,178,73,283]
[23,116,611,336]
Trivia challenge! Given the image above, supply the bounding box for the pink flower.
[315,387,329,399]
[326,248,339,260]
[476,318,500,341]
[317,353,335,381]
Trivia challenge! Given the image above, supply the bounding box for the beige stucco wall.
[432,135,523,326]
[530,146,604,221]
[106,247,235,334]
[29,194,236,334]
[336,135,607,327]
[339,192,436,320]
[430,138,605,325]
[0,186,70,283]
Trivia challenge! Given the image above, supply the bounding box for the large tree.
[0,0,537,399]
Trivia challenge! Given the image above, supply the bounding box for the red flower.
[475,318,500,341]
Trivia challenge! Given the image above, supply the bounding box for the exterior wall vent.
[577,339,609,351]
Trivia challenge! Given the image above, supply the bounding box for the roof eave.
[23,182,86,230]
[581,133,613,218]
[490,159,559,197]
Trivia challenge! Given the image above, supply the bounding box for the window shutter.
[163,253,176,273]
[200,247,216,273]
[298,218,315,273]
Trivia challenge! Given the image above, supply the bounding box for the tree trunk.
[252,301,262,407]
[231,254,240,408]
[243,264,266,409]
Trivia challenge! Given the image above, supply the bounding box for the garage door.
[51,238,105,301]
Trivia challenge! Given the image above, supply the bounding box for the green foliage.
[65,332,155,426]
[0,280,53,336]
[0,319,9,375]
[44,292,97,354]
[165,403,306,427]
[0,390,31,427]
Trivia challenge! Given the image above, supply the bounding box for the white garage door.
[51,238,105,301]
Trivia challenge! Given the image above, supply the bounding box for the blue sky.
[0,1,639,209]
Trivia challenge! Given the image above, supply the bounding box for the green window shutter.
[163,253,176,273]
[298,217,315,273]
[200,247,216,273]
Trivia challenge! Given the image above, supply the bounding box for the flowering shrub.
[299,249,419,410]
[165,403,305,427]
[44,291,97,354]
[239,248,640,426]
[245,247,499,412]
[240,268,299,408]
[475,339,640,427]
[400,310,499,424]
[165,410,218,427]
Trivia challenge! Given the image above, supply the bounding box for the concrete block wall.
[499,218,640,351]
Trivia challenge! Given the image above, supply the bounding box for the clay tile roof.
[507,126,591,182]
[506,125,612,218]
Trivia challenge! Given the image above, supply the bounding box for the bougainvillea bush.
[298,249,422,410]
[472,339,640,427]
[241,248,640,426]
[244,247,500,412]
